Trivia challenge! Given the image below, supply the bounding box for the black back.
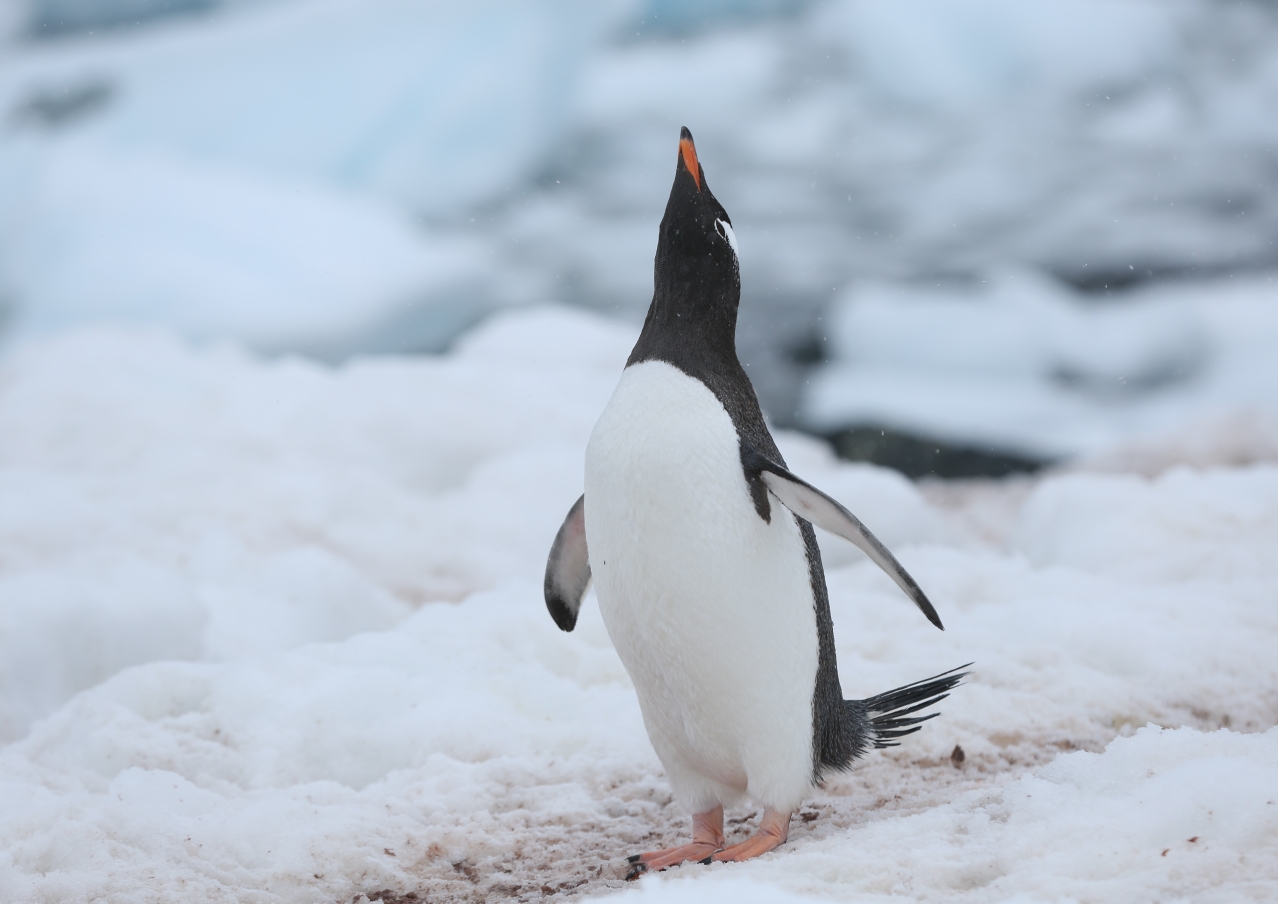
[626,128,863,781]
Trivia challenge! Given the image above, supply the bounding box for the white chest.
[583,360,817,808]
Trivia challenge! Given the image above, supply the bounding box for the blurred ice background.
[2,0,1277,475]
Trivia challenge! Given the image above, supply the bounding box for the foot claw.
[626,854,641,864]
[625,863,647,881]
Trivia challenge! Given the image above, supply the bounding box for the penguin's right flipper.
[741,446,944,630]
[544,494,591,632]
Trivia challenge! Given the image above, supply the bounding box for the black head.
[652,127,741,326]
[627,127,781,468]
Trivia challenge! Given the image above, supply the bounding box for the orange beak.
[680,133,701,191]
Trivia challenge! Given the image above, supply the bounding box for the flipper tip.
[545,595,578,632]
[915,594,944,631]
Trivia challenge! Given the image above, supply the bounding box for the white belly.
[584,360,818,813]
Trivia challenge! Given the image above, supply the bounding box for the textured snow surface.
[1,307,1276,902]
[0,307,633,742]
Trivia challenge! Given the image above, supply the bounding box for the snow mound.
[0,307,1275,901]
[801,271,1278,464]
[618,727,1278,903]
[0,306,637,741]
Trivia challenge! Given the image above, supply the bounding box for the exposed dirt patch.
[343,740,1086,904]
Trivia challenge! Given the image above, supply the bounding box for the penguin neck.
[626,266,783,463]
[627,274,741,375]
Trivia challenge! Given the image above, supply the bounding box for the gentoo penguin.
[545,128,966,876]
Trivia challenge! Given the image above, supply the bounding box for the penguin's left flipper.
[544,494,591,632]
[741,445,944,630]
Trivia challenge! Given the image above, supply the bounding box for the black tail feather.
[850,663,971,751]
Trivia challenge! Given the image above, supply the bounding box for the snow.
[1,306,1276,902]
[801,270,1278,463]
[1,2,1277,899]
[618,727,1278,902]
[0,307,634,742]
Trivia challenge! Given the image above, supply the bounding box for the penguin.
[545,127,967,876]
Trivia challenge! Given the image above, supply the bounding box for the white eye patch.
[714,218,739,258]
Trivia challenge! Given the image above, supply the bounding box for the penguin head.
[654,127,740,307]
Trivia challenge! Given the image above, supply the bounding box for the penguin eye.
[714,218,739,257]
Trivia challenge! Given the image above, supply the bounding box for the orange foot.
[713,807,791,862]
[626,806,724,880]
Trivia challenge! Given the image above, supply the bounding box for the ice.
[546,0,1278,313]
[1,0,602,213]
[24,0,217,38]
[825,0,1176,107]
[0,0,23,42]
[0,0,615,354]
[0,141,491,350]
[633,0,803,35]
[800,271,1278,463]
[465,0,1278,427]
[0,306,1275,901]
[6,0,1278,428]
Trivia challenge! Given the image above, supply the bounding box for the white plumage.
[584,360,819,815]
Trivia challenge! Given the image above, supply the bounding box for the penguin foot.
[712,807,790,862]
[624,842,719,879]
[625,806,724,880]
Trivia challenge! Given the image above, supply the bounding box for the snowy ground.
[2,2,1277,900]
[1,307,1275,902]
